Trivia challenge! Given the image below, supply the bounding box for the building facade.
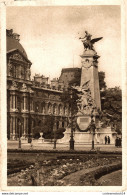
[7,29,72,140]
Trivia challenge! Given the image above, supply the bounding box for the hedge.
[7,149,122,155]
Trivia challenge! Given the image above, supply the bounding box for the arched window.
[62,121,64,128]
[58,104,62,115]
[53,103,57,115]
[48,102,52,114]
[56,121,59,130]
[41,102,45,114]
[64,106,68,116]
[17,96,21,112]
[35,102,39,112]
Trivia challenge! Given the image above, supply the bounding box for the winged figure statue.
[79,31,103,51]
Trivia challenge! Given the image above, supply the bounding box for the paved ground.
[7,140,122,152]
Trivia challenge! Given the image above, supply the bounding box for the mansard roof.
[6,29,29,60]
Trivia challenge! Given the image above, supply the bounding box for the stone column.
[31,120,34,137]
[22,118,24,135]
[30,100,31,111]
[10,116,13,139]
[10,95,12,110]
[12,116,15,140]
[22,117,26,138]
[13,95,15,109]
[24,96,26,110]
[15,95,17,110]
[15,117,18,140]
[45,103,48,115]
[26,117,28,138]
[32,100,34,111]
[12,95,13,109]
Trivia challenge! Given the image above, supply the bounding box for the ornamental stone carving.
[8,61,13,76]
[26,68,31,80]
[21,83,28,92]
[10,81,18,90]
[9,53,27,63]
[29,88,34,94]
[74,81,96,115]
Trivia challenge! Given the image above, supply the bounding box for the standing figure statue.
[79,31,103,51]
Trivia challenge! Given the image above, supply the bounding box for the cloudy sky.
[6,5,121,88]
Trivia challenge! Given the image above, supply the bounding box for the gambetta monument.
[59,31,117,145]
[76,31,102,131]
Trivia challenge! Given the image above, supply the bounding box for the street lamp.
[50,114,56,150]
[18,120,22,148]
[69,88,75,150]
[90,115,96,150]
[53,128,56,149]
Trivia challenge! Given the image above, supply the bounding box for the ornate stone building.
[7,29,71,140]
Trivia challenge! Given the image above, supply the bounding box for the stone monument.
[76,31,102,134]
[52,31,116,145]
[73,31,116,145]
[58,31,103,144]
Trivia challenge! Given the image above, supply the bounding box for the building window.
[57,121,59,129]
[48,103,52,114]
[41,102,45,114]
[62,121,64,128]
[35,103,39,112]
[53,104,57,115]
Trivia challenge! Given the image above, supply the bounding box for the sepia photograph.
[1,0,126,191]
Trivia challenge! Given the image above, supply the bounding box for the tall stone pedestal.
[80,50,101,110]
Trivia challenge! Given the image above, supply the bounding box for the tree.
[42,115,55,139]
[68,69,81,87]
[55,127,66,139]
[61,87,81,117]
[98,71,122,134]
[41,115,66,140]
[33,126,41,139]
[98,71,107,90]
[101,87,122,134]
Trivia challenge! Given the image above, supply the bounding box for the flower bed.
[7,159,34,175]
[79,163,122,186]
[7,154,122,186]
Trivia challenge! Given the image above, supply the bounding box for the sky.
[6,5,121,88]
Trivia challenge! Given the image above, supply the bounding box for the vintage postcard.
[0,0,127,192]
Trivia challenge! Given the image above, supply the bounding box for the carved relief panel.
[10,53,26,63]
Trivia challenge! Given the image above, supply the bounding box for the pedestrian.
[108,136,110,144]
[115,137,118,147]
[118,137,121,147]
[105,136,107,144]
